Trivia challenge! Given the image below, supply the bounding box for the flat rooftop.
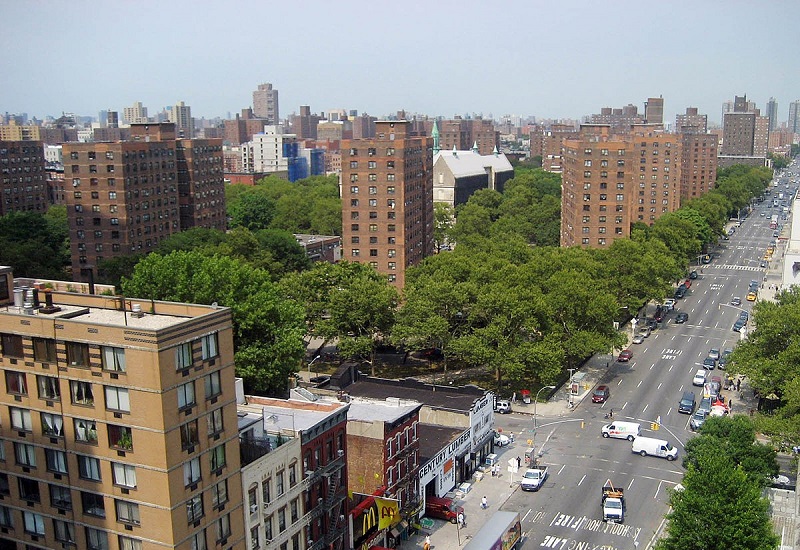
[241,396,348,435]
[346,398,422,423]
[0,302,192,331]
[417,423,467,463]
[344,377,488,413]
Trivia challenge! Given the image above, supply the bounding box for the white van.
[631,436,678,461]
[601,422,641,441]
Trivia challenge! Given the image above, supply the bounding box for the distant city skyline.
[1,0,798,126]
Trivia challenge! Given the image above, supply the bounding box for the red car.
[618,349,633,362]
[592,385,610,403]
[683,279,692,288]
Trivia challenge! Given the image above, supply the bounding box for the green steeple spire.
[432,120,440,155]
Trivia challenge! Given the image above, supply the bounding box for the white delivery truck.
[631,436,678,461]
[601,421,641,441]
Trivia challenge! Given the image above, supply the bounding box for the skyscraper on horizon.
[766,97,778,132]
[167,101,194,138]
[252,83,279,125]
[789,100,800,134]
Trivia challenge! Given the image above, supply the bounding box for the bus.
[464,510,521,550]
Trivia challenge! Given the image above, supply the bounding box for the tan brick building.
[0,266,244,549]
[340,121,434,288]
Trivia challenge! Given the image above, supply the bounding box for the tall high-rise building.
[167,101,194,138]
[122,101,149,125]
[560,125,681,248]
[679,130,718,201]
[766,98,778,132]
[290,106,321,139]
[644,96,664,125]
[789,100,800,134]
[675,107,707,134]
[0,141,48,215]
[252,83,279,124]
[242,126,298,174]
[719,95,769,167]
[340,121,434,288]
[0,267,245,549]
[63,123,225,280]
[422,118,497,155]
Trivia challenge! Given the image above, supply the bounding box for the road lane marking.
[577,474,586,486]
[627,478,635,490]
[642,404,649,414]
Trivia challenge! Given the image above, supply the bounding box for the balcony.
[239,434,291,467]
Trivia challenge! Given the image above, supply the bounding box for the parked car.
[698,397,713,415]
[617,350,633,362]
[739,311,749,322]
[689,270,698,279]
[702,357,716,370]
[693,369,707,386]
[632,334,645,344]
[592,385,610,403]
[683,279,692,288]
[496,400,512,414]
[494,431,511,447]
[663,299,676,311]
[708,348,720,361]
[675,312,689,324]
[689,409,707,431]
[733,319,746,332]
[637,326,651,338]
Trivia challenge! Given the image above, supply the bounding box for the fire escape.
[303,452,347,550]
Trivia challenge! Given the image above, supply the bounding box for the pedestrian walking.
[516,456,521,468]
[424,534,431,550]
[729,400,733,413]
[736,378,741,392]
[457,511,465,528]
[609,409,613,419]
[491,464,496,477]
[481,496,488,509]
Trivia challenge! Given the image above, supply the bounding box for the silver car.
[689,410,707,431]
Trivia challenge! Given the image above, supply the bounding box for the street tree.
[121,250,305,396]
[658,450,778,550]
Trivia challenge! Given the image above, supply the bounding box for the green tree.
[657,450,778,550]
[683,416,778,486]
[433,202,455,251]
[0,210,69,279]
[121,251,305,395]
[228,188,276,231]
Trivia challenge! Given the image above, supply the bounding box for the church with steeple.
[431,119,514,208]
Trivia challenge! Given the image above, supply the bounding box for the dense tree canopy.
[0,208,69,279]
[121,251,306,395]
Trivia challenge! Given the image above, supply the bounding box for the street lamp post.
[307,355,321,376]
[533,385,556,429]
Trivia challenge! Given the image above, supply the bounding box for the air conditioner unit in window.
[250,504,259,513]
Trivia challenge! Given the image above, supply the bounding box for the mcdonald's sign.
[374,497,399,530]
[353,503,380,547]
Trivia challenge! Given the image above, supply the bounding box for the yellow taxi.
[747,291,757,302]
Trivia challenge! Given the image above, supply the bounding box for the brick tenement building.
[175,139,226,231]
[340,121,434,288]
[678,130,718,201]
[0,266,244,550]
[560,124,682,248]
[0,141,48,215]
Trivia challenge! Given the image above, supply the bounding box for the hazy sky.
[2,0,798,126]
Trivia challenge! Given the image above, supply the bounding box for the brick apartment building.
[340,121,434,288]
[422,118,498,156]
[0,265,244,549]
[62,123,225,282]
[0,141,48,216]
[560,124,683,248]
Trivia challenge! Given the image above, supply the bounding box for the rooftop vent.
[131,303,144,318]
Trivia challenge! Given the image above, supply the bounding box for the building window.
[187,495,204,523]
[201,333,218,360]
[251,525,260,549]
[369,224,377,232]
[387,147,395,156]
[205,371,221,399]
[350,161,358,168]
[584,160,592,167]
[207,408,224,436]
[74,418,98,443]
[66,341,90,367]
[175,342,192,370]
[276,470,285,496]
[387,174,396,182]
[351,212,359,220]
[41,412,64,438]
[212,479,228,508]
[23,511,45,535]
[350,236,359,244]
[102,346,126,372]
[50,484,72,510]
[215,513,231,542]
[184,457,201,486]
[350,174,358,182]
[114,499,141,526]
[350,186,359,194]
[108,425,133,450]
[10,406,32,431]
[351,224,359,231]
[178,381,195,410]
[278,507,287,532]
[352,249,360,257]
[112,463,137,488]
[86,527,109,550]
[262,478,271,505]
[210,444,226,472]
[291,498,299,523]
[190,531,207,550]
[105,386,130,412]
[369,186,377,195]
[1,333,23,358]
[181,420,199,449]
[118,536,142,550]
[5,371,27,395]
[14,442,36,467]
[368,173,377,181]
[388,224,396,232]
[78,455,102,481]
[388,262,396,270]
[616,194,624,201]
